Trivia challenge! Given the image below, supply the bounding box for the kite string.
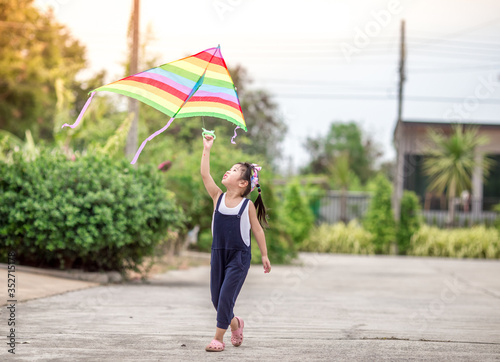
[130,116,175,165]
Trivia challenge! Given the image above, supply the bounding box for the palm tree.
[423,125,493,226]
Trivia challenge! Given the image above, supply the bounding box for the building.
[393,119,500,226]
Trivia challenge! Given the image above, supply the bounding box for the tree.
[423,125,493,226]
[0,0,86,140]
[364,173,396,254]
[328,151,356,222]
[235,67,286,165]
[396,191,421,254]
[132,64,286,169]
[281,179,315,244]
[303,121,382,183]
[203,65,286,168]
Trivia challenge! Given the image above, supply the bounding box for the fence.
[421,210,497,227]
[317,191,371,224]
[421,197,499,227]
[317,191,499,227]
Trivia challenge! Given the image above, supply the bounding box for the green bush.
[397,191,422,254]
[196,229,213,253]
[300,221,375,254]
[364,173,396,254]
[493,203,500,231]
[166,145,297,264]
[281,179,315,244]
[251,184,296,264]
[0,151,186,271]
[163,140,260,233]
[408,225,500,259]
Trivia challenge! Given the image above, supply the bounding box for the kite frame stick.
[131,47,221,164]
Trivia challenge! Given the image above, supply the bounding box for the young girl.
[200,135,271,352]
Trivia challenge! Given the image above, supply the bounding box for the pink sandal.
[231,316,244,347]
[205,339,225,352]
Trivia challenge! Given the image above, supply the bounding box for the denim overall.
[210,193,251,329]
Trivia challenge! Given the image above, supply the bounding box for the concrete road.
[1,253,500,361]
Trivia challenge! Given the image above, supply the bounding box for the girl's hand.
[203,135,214,150]
[262,255,271,273]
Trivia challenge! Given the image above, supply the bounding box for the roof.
[401,119,500,127]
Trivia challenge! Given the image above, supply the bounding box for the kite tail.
[61,92,96,129]
[230,126,241,144]
[130,117,175,165]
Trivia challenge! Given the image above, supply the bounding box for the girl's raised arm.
[201,135,222,202]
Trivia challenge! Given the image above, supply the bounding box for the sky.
[36,0,500,172]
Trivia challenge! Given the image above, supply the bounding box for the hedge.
[0,151,186,271]
[408,225,500,259]
[300,221,375,255]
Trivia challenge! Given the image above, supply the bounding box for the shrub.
[494,203,500,231]
[397,191,422,254]
[408,225,500,259]
[0,151,186,271]
[281,179,315,244]
[300,221,375,254]
[363,173,396,254]
[251,184,296,264]
[168,147,297,264]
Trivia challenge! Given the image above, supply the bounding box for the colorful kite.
[62,46,246,164]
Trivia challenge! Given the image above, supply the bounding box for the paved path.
[0,269,99,305]
[1,253,500,361]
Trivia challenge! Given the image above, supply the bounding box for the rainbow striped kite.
[62,46,246,164]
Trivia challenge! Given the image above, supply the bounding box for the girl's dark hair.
[237,162,268,228]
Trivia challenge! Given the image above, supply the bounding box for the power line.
[406,43,500,56]
[410,62,500,74]
[274,93,500,104]
[411,29,500,43]
[407,49,500,60]
[403,16,500,52]
[257,78,396,90]
[408,36,500,50]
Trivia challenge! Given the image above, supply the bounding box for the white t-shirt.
[211,193,251,247]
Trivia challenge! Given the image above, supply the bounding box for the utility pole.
[397,20,406,126]
[393,19,406,223]
[125,0,140,159]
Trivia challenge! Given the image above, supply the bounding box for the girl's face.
[222,164,248,189]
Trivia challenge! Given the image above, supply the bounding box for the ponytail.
[237,162,269,228]
[254,183,269,228]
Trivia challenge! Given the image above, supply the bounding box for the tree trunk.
[340,187,347,223]
[447,181,456,227]
[125,0,140,160]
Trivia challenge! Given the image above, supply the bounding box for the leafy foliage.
[363,173,396,253]
[281,179,315,244]
[423,125,494,226]
[164,139,296,264]
[0,151,186,271]
[408,225,500,259]
[396,191,422,254]
[0,0,86,140]
[250,184,297,264]
[300,221,375,254]
[303,121,382,184]
[130,65,286,170]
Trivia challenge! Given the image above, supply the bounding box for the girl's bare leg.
[214,317,239,342]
